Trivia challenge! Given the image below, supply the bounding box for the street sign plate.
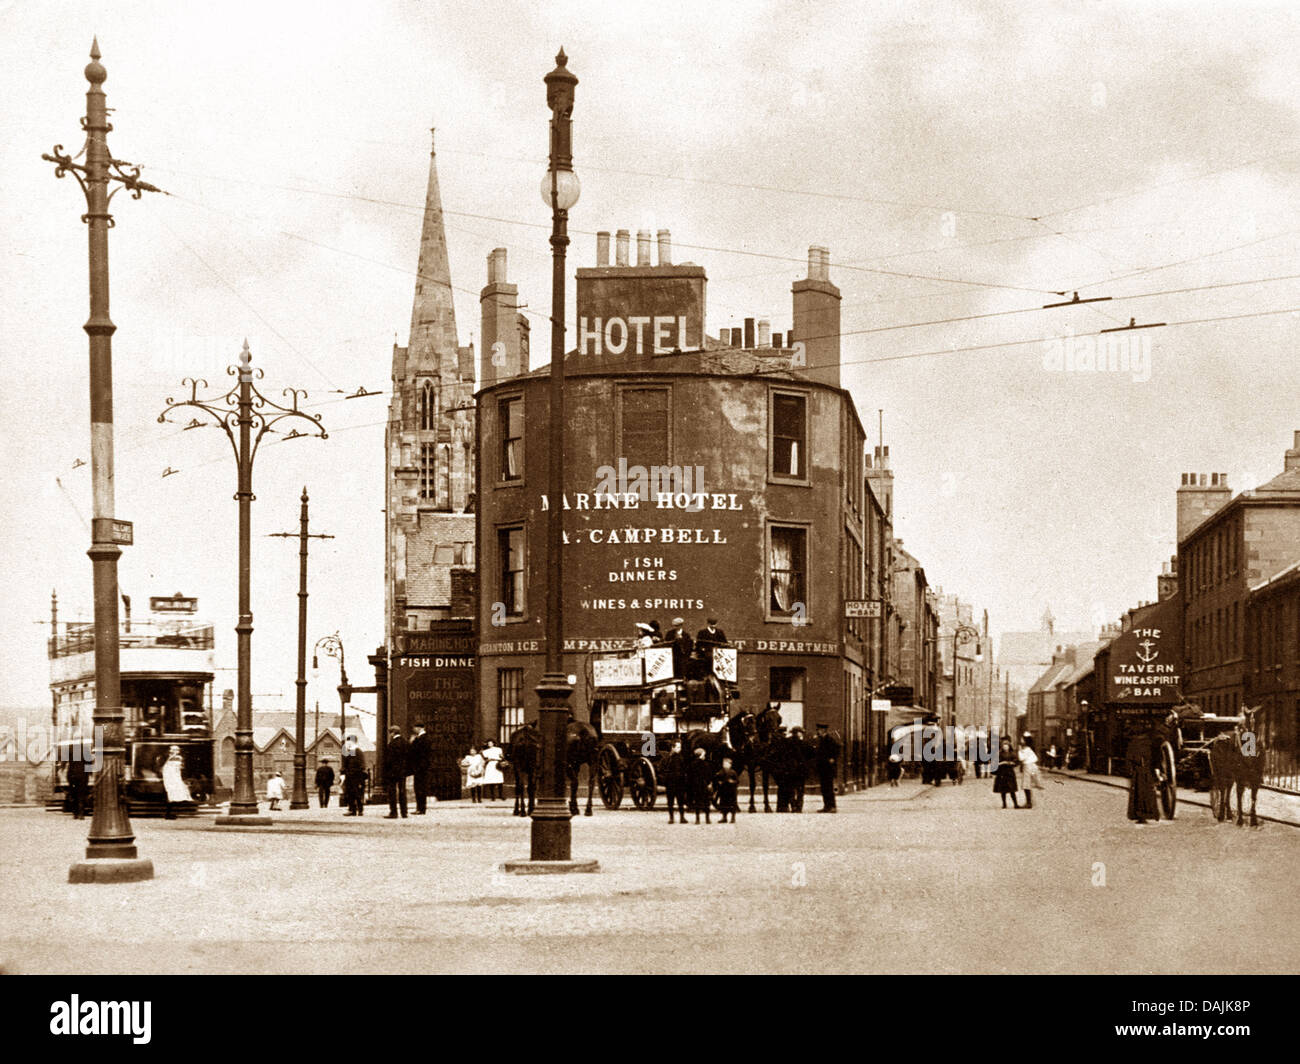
[93,517,133,545]
[845,600,882,618]
[871,699,892,713]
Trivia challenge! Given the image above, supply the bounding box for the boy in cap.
[665,617,693,677]
[714,755,740,823]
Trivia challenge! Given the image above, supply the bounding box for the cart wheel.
[597,745,624,810]
[1208,776,1225,821]
[629,757,657,810]
[1157,740,1177,820]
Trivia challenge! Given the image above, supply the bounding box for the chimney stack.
[596,230,611,267]
[1176,471,1232,545]
[657,229,672,266]
[1285,430,1300,472]
[479,247,522,382]
[615,229,630,267]
[791,244,841,387]
[637,229,652,266]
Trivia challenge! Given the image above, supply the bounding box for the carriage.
[587,642,740,810]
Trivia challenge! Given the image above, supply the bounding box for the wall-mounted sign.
[593,653,643,689]
[845,600,882,618]
[150,593,198,613]
[1105,626,1181,702]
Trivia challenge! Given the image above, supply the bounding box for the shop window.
[497,668,525,745]
[770,667,806,729]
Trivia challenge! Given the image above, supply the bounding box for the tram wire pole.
[46,41,162,883]
[269,489,334,809]
[160,342,327,825]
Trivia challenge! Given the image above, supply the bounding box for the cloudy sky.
[4,0,1300,708]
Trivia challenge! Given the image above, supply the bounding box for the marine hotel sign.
[1104,626,1181,702]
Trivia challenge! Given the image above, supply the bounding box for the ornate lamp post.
[46,41,161,883]
[314,633,349,740]
[506,49,597,873]
[160,341,327,824]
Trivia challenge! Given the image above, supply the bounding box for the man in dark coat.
[788,726,814,812]
[687,746,713,824]
[665,617,694,677]
[1126,725,1160,824]
[65,742,89,820]
[814,722,842,812]
[383,726,410,819]
[314,758,335,809]
[660,741,689,825]
[409,723,434,814]
[341,736,367,815]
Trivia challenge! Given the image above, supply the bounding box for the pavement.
[1044,766,1300,827]
[1,775,1296,975]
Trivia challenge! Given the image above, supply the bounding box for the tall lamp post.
[160,341,327,824]
[46,41,161,883]
[269,489,333,809]
[506,49,597,873]
[314,633,349,740]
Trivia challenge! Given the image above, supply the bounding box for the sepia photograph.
[0,0,1295,1032]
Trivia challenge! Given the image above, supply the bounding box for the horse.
[1207,709,1266,827]
[505,722,540,817]
[725,706,782,812]
[565,719,599,816]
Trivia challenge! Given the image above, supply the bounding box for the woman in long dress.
[992,739,1019,808]
[1126,727,1160,824]
[1017,735,1041,809]
[161,745,192,820]
[480,739,505,800]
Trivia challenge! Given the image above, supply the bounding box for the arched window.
[418,380,436,431]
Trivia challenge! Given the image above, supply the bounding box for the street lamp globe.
[540,167,581,210]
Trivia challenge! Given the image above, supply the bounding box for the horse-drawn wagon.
[587,642,740,810]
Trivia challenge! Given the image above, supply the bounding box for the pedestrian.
[461,746,485,803]
[65,741,89,820]
[1046,742,1059,770]
[162,745,192,820]
[383,726,410,819]
[1018,734,1042,809]
[814,722,841,813]
[788,725,813,812]
[481,737,505,801]
[315,758,335,808]
[688,746,713,824]
[341,734,366,815]
[661,740,689,824]
[714,755,740,823]
[1125,724,1160,825]
[992,739,1019,808]
[409,723,434,814]
[886,752,903,787]
[266,770,285,811]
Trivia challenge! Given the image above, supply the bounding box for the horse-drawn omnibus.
[48,593,216,816]
[587,642,740,810]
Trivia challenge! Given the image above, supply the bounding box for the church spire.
[407,128,459,377]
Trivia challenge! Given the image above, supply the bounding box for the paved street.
[2,775,1295,975]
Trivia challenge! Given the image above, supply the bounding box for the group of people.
[992,733,1046,809]
[635,615,729,677]
[459,740,506,803]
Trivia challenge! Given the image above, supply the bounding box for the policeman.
[814,722,842,813]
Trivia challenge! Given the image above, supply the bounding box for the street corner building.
[382,140,944,794]
[474,231,899,790]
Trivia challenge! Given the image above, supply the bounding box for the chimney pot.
[597,231,611,267]
[637,229,652,266]
[1294,430,1300,449]
[615,229,630,267]
[758,319,771,347]
[657,229,672,266]
[772,332,783,349]
[744,317,755,349]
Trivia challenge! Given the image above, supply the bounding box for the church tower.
[385,132,477,645]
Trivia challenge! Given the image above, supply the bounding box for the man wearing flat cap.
[814,722,842,813]
[665,617,693,677]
